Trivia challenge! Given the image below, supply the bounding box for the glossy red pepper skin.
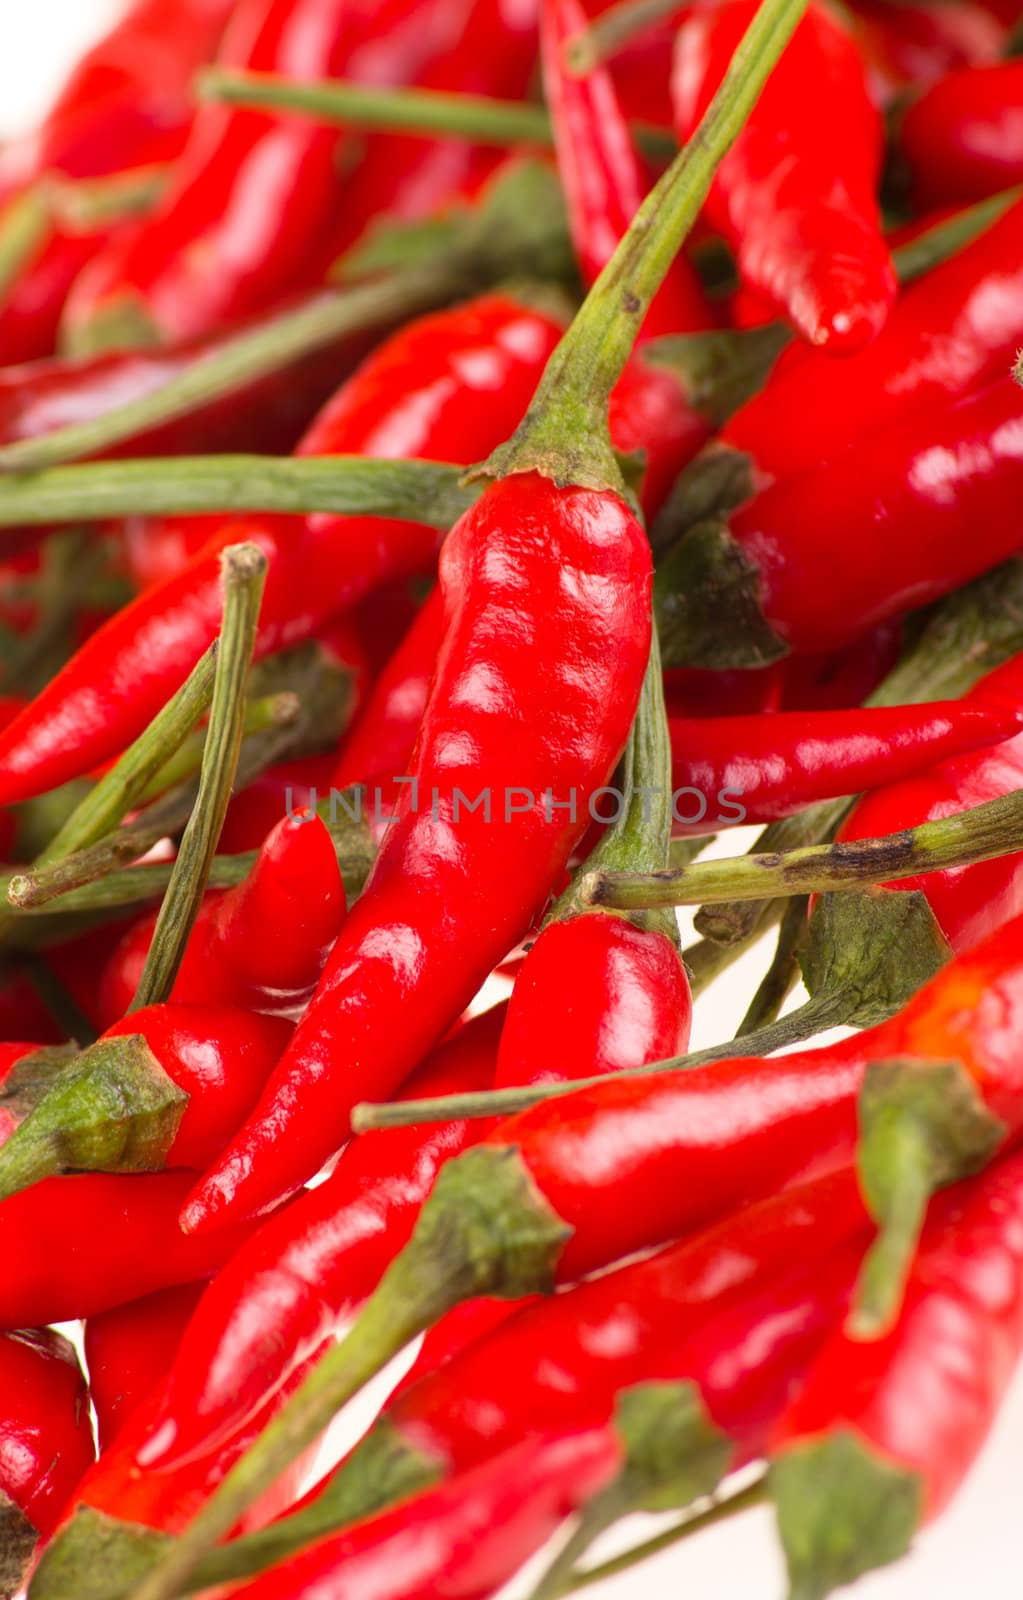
[668,700,1023,834]
[0,294,563,807]
[89,1005,293,1172]
[0,1329,95,1541]
[98,815,346,1025]
[900,62,1023,212]
[66,1337,331,1541]
[333,589,443,790]
[84,1283,207,1449]
[0,1170,276,1328]
[673,0,894,353]
[61,0,487,350]
[838,653,1023,953]
[185,471,652,1232]
[232,1431,619,1600]
[293,1170,866,1529]
[723,196,1023,484]
[772,1148,1023,1527]
[496,912,692,1086]
[137,1006,505,1469]
[542,0,711,336]
[722,371,1023,656]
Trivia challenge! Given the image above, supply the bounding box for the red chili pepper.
[184,465,652,1233]
[218,753,339,855]
[899,61,1023,212]
[663,663,784,718]
[230,1430,619,1600]
[65,1336,332,1543]
[779,619,903,712]
[0,0,234,195]
[721,195,1023,485]
[332,589,443,791]
[668,699,1023,834]
[663,370,1023,666]
[61,0,496,352]
[0,293,563,806]
[0,1003,293,1200]
[542,0,711,336]
[0,221,126,368]
[837,652,1023,954]
[672,0,894,352]
[84,1283,207,1449]
[98,814,346,1025]
[850,0,1005,105]
[135,1004,505,1470]
[296,1169,868,1538]
[770,1147,1023,1598]
[0,1169,278,1328]
[0,1328,95,1544]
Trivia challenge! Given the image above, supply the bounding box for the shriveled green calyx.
[771,1428,922,1600]
[850,1056,1005,1339]
[124,1147,572,1600]
[654,519,787,668]
[0,1034,188,1200]
[531,1382,732,1600]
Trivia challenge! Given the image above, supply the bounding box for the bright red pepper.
[231,1430,619,1600]
[668,700,1023,833]
[0,1328,95,1544]
[136,1005,506,1470]
[0,1004,293,1200]
[61,0,493,352]
[899,61,1023,212]
[672,0,894,352]
[84,1283,207,1449]
[542,0,711,337]
[837,651,1023,954]
[0,1169,278,1328]
[771,1148,1023,1597]
[0,293,563,806]
[662,371,1023,666]
[98,814,346,1025]
[184,468,652,1233]
[332,589,443,790]
[218,753,340,855]
[721,195,1023,485]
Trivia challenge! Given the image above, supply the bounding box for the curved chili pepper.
[0,1003,293,1199]
[135,1004,505,1471]
[771,1147,1023,1599]
[542,0,710,336]
[672,0,894,352]
[282,1170,868,1542]
[668,700,1023,834]
[84,1283,207,1450]
[837,652,1023,954]
[899,61,1023,211]
[660,370,1023,667]
[0,293,563,806]
[0,1328,95,1545]
[230,1430,619,1600]
[61,0,491,352]
[184,466,652,1233]
[332,589,443,790]
[720,194,1023,485]
[0,1169,277,1328]
[62,1336,332,1546]
[98,813,345,1024]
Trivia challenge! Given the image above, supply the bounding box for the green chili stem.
[48,166,168,230]
[0,187,50,307]
[135,691,298,807]
[129,545,266,1010]
[487,0,809,485]
[583,783,1023,910]
[0,454,474,529]
[200,68,677,162]
[735,893,808,1035]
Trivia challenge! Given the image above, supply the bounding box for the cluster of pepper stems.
[4,0,1023,1596]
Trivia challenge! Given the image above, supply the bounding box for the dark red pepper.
[899,61,1023,211]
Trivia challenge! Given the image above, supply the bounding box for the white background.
[2,3,1022,1595]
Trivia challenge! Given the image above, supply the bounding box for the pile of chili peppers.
[5,0,1023,1596]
